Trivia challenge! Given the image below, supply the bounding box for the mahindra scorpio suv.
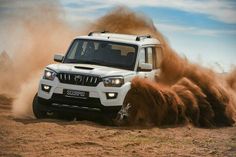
[32,32,162,120]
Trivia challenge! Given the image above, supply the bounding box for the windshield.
[64,39,138,70]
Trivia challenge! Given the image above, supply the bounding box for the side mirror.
[54,54,64,63]
[138,63,152,71]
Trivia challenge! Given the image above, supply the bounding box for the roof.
[74,32,161,46]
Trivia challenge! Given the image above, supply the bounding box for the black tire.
[101,110,118,126]
[32,94,48,119]
[55,112,75,121]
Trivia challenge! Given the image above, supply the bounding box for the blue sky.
[60,0,236,72]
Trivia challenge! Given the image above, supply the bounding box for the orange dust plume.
[115,77,235,127]
[0,1,79,117]
[93,8,236,127]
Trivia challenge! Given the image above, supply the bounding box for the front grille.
[58,73,101,86]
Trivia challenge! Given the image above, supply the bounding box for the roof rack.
[136,35,151,41]
[88,31,109,36]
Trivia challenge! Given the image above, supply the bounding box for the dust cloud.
[95,8,236,127]
[0,1,78,117]
[12,74,40,118]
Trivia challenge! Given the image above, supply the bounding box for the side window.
[139,48,145,64]
[139,47,155,68]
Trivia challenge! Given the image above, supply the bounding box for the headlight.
[103,77,124,87]
[43,69,57,81]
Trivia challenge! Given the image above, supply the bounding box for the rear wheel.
[32,94,48,119]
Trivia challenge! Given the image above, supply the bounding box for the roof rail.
[88,31,109,36]
[136,35,151,41]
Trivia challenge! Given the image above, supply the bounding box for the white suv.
[32,32,162,120]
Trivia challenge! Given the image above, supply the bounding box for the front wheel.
[32,94,48,119]
[55,112,75,121]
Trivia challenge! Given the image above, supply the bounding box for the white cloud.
[156,23,236,36]
[60,0,236,36]
[60,0,110,26]
[59,0,236,37]
[60,0,236,24]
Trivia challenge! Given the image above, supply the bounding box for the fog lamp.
[41,84,51,92]
[106,92,118,99]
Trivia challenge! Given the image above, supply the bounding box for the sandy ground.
[0,95,236,157]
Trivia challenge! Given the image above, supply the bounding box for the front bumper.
[38,77,131,107]
[38,93,121,112]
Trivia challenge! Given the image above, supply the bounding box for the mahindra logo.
[74,75,83,83]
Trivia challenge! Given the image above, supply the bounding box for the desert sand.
[0,95,235,157]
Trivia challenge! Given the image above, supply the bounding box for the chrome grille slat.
[64,74,66,80]
[57,73,101,87]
